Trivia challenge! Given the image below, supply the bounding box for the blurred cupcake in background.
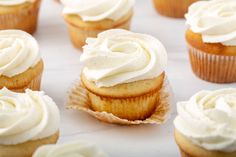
[185,0,236,83]
[0,0,42,34]
[0,30,44,92]
[61,0,135,49]
[153,0,198,18]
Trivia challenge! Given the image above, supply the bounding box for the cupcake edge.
[63,11,133,49]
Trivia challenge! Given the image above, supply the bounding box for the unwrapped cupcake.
[185,0,236,83]
[79,29,168,121]
[0,30,43,92]
[0,88,60,157]
[61,0,135,49]
[0,0,41,34]
[33,141,108,157]
[174,88,236,157]
[153,0,198,18]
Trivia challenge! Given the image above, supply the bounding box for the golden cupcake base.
[153,0,197,18]
[0,60,44,92]
[67,76,171,125]
[175,130,236,157]
[0,0,41,34]
[13,73,42,92]
[0,131,59,157]
[64,11,133,49]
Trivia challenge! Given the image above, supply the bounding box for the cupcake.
[153,0,198,18]
[33,141,108,157]
[80,29,168,121]
[61,0,135,49]
[0,0,41,34]
[0,30,43,92]
[174,88,236,157]
[0,88,60,157]
[185,0,236,83]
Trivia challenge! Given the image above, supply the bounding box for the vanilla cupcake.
[0,88,60,157]
[33,141,108,157]
[185,0,236,83]
[0,30,43,92]
[61,0,135,49]
[80,29,167,121]
[0,0,41,34]
[153,0,198,18]
[174,88,236,157]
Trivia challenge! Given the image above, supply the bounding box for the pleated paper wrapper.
[188,44,236,83]
[66,78,173,125]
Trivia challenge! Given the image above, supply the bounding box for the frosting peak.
[61,0,135,22]
[0,30,41,77]
[186,0,236,46]
[0,88,60,145]
[33,141,108,157]
[174,88,236,152]
[80,29,167,87]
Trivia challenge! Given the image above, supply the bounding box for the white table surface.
[35,0,236,156]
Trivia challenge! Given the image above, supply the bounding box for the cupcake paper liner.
[2,60,44,93]
[88,88,160,121]
[66,77,172,125]
[188,44,236,83]
[13,73,42,92]
[65,16,131,49]
[0,0,41,34]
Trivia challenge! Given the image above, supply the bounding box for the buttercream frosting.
[80,29,168,87]
[0,30,41,77]
[33,141,108,157]
[174,88,236,152]
[0,88,60,145]
[186,0,236,46]
[61,0,135,22]
[0,0,35,6]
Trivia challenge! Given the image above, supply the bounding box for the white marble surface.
[35,0,236,157]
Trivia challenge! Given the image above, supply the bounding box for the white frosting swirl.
[0,30,41,77]
[186,0,236,46]
[33,141,108,157]
[80,29,167,87]
[0,88,60,145]
[174,88,236,152]
[0,0,35,5]
[61,0,135,22]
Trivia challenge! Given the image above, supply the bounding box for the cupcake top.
[0,30,41,77]
[33,141,108,157]
[61,0,135,22]
[0,88,60,145]
[0,0,35,5]
[174,88,236,152]
[80,29,167,87]
[186,0,236,46]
